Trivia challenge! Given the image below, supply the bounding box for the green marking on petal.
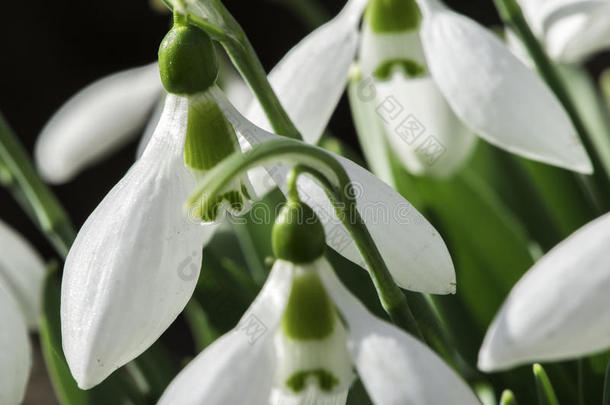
[374,58,426,80]
[197,189,244,222]
[286,368,339,393]
[281,270,335,340]
[366,0,421,33]
[185,96,239,171]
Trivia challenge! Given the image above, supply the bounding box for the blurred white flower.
[0,220,45,405]
[247,0,592,175]
[158,257,479,405]
[517,0,610,63]
[0,282,31,405]
[35,58,251,184]
[35,63,162,184]
[478,212,610,371]
[0,219,46,328]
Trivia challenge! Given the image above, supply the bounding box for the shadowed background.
[1,1,608,403]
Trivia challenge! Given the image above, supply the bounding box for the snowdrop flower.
[158,199,479,405]
[34,56,250,184]
[517,0,610,63]
[35,63,162,184]
[0,282,31,405]
[61,22,253,389]
[248,0,592,175]
[0,220,46,404]
[0,219,46,328]
[478,212,610,371]
[62,17,455,389]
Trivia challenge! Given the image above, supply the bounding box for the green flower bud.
[366,0,421,33]
[272,200,326,264]
[158,23,218,95]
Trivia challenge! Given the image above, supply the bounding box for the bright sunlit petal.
[479,212,610,371]
[61,95,215,389]
[417,0,593,174]
[158,260,294,405]
[317,260,480,404]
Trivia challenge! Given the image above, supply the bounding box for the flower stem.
[0,112,75,257]
[190,139,424,339]
[162,0,302,140]
[492,0,610,212]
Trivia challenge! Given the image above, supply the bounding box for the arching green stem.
[161,0,302,140]
[189,139,423,339]
[492,0,610,212]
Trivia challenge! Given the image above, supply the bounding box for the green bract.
[272,200,326,263]
[366,0,421,33]
[158,23,218,95]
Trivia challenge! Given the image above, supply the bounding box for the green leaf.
[500,389,518,405]
[602,362,610,405]
[533,363,560,405]
[0,112,75,257]
[39,269,140,405]
[417,170,534,330]
[184,298,220,351]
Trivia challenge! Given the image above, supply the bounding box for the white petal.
[61,95,216,389]
[245,0,368,144]
[516,0,610,62]
[35,63,162,183]
[0,282,31,405]
[270,387,349,405]
[544,1,610,62]
[478,212,610,371]
[214,90,456,294]
[136,96,166,159]
[358,22,427,77]
[417,1,593,174]
[374,72,476,177]
[317,261,479,405]
[158,260,294,405]
[0,220,46,329]
[347,72,396,185]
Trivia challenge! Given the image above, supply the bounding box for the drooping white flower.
[0,219,46,328]
[0,281,31,405]
[158,256,479,405]
[517,0,610,63]
[478,212,610,371]
[61,94,223,389]
[62,15,455,387]
[247,0,592,175]
[62,83,455,389]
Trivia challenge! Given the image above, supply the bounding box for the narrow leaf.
[533,363,560,405]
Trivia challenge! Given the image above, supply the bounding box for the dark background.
[0,0,503,258]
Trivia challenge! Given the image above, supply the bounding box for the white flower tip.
[571,151,594,175]
[476,316,522,372]
[64,344,117,390]
[34,138,76,184]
